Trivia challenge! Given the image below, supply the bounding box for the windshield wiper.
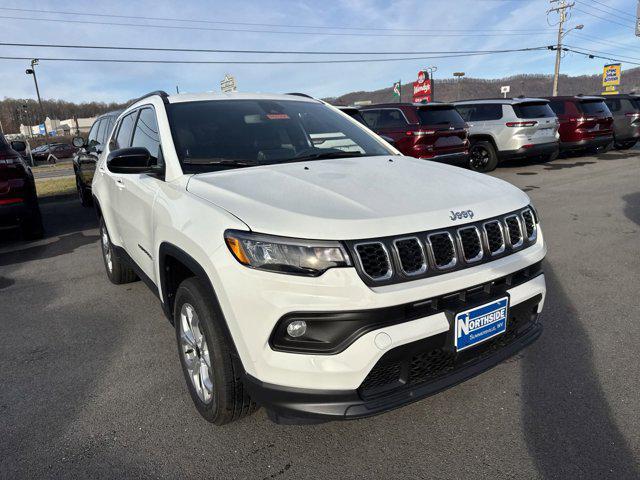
[182,158,258,167]
[292,151,365,162]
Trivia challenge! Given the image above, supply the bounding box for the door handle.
[115,178,125,189]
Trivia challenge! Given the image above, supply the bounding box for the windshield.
[167,99,393,173]
[416,106,466,128]
[579,100,610,116]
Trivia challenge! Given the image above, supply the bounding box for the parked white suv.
[454,98,559,172]
[92,91,547,424]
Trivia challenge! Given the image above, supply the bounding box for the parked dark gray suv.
[602,95,640,150]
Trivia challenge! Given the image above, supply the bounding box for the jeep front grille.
[521,209,536,241]
[393,237,427,276]
[346,207,538,286]
[457,226,483,263]
[483,220,505,255]
[505,215,524,248]
[354,242,392,280]
[428,232,457,269]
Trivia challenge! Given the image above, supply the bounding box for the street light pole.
[425,66,438,102]
[453,72,465,100]
[26,59,51,159]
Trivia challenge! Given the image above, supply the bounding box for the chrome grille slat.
[354,242,393,281]
[483,220,506,256]
[521,208,537,241]
[457,226,483,263]
[393,237,427,276]
[427,232,457,270]
[504,215,524,248]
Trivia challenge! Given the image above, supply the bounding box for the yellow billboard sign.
[602,63,621,87]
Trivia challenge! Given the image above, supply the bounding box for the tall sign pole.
[636,0,640,37]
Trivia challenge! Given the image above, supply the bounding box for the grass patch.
[35,176,76,198]
[32,161,74,173]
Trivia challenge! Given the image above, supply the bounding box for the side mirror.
[72,136,86,148]
[107,147,161,174]
[11,140,27,152]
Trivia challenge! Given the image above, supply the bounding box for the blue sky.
[0,0,638,102]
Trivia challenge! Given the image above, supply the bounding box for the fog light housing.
[286,320,307,338]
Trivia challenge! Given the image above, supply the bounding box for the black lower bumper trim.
[560,136,612,151]
[245,312,542,424]
[498,142,559,161]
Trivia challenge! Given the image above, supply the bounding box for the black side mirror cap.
[107,147,161,174]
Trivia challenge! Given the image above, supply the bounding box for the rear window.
[417,106,465,127]
[361,109,407,129]
[579,100,610,115]
[512,102,555,119]
[604,98,638,113]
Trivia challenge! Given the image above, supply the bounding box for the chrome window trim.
[392,236,428,276]
[482,220,506,256]
[426,232,458,270]
[520,208,537,242]
[456,226,484,263]
[353,241,393,281]
[504,214,524,248]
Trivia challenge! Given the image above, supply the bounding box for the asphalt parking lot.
[1,149,639,479]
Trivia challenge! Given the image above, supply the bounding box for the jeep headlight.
[224,230,351,276]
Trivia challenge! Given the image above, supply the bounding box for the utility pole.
[453,72,465,100]
[425,66,438,102]
[549,1,582,96]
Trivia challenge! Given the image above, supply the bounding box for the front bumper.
[245,279,544,423]
[498,142,559,161]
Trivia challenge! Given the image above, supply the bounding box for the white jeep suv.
[93,91,547,425]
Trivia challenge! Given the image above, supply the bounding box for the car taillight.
[506,121,538,127]
[0,198,24,205]
[406,130,436,136]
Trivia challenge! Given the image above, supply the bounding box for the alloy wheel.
[470,146,490,170]
[179,303,213,404]
[101,225,113,273]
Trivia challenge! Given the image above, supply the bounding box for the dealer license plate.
[454,297,509,351]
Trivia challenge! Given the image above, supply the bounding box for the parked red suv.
[0,134,43,239]
[544,96,613,153]
[360,103,469,164]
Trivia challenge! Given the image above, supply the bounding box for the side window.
[455,106,473,121]
[477,104,503,121]
[87,119,102,146]
[605,99,620,112]
[361,110,382,128]
[100,116,114,145]
[113,112,137,150]
[95,118,108,147]
[377,109,408,128]
[131,108,160,158]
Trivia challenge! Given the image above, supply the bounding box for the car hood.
[186,156,530,240]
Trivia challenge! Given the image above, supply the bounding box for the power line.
[0,14,557,38]
[582,0,637,19]
[563,46,640,66]
[0,41,551,56]
[0,47,550,65]
[564,43,640,62]
[573,32,640,51]
[0,6,555,33]
[574,0,637,23]
[573,7,635,29]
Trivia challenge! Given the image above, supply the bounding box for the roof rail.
[128,90,169,107]
[285,92,315,99]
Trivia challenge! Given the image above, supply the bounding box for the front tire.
[174,277,257,425]
[99,218,137,284]
[469,140,498,172]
